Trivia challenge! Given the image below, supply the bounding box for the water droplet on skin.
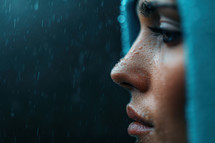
[139,47,143,50]
[121,62,126,66]
[134,51,139,55]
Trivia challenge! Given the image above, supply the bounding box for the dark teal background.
[0,0,135,142]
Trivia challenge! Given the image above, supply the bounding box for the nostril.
[121,82,133,87]
[111,71,135,90]
[120,82,135,91]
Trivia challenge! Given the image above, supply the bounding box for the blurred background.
[0,0,135,143]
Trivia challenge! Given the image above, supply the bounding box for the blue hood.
[118,0,140,55]
[119,0,215,143]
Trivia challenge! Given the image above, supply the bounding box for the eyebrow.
[137,0,177,17]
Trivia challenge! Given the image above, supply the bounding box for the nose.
[111,46,151,93]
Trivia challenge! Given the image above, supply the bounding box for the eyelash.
[148,26,182,46]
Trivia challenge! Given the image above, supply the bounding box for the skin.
[111,0,186,143]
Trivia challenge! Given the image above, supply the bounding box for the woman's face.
[111,0,186,143]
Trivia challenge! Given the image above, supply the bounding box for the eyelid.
[160,17,181,31]
[160,22,180,31]
[148,26,182,46]
[148,26,181,36]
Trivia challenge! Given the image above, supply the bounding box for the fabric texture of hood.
[118,0,139,55]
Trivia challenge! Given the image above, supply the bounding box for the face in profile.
[111,0,186,143]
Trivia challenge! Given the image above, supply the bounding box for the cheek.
[155,57,185,117]
[151,46,186,139]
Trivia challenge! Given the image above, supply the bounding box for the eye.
[162,30,181,46]
[148,26,182,47]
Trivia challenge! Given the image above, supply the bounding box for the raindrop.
[10,112,15,117]
[37,72,40,80]
[37,128,40,136]
[34,0,39,11]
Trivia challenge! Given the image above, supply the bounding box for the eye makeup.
[136,0,182,47]
[148,26,182,46]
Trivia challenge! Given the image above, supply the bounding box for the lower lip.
[128,122,153,135]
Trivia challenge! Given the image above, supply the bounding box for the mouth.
[126,105,154,136]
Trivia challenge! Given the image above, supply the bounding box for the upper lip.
[126,105,154,128]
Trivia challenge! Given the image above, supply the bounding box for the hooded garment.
[119,0,215,143]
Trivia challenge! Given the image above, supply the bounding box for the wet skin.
[111,0,186,143]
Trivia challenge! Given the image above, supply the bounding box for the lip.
[127,105,154,135]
